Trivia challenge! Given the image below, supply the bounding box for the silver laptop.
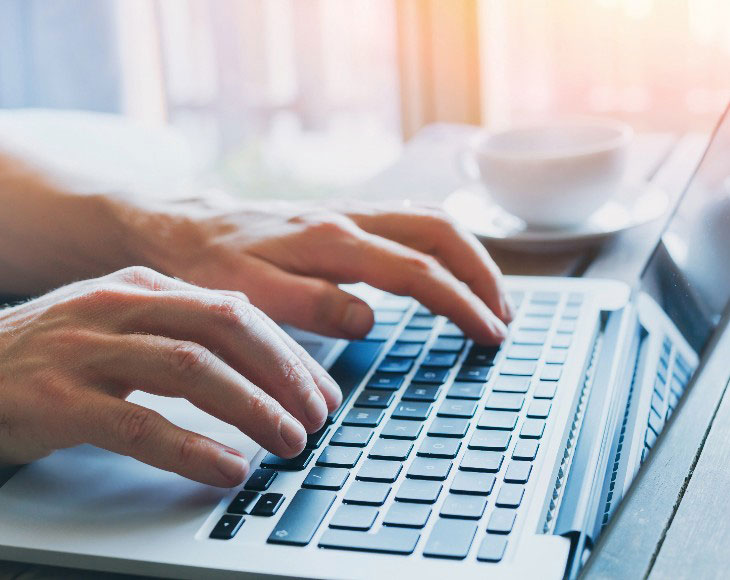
[1,105,729,580]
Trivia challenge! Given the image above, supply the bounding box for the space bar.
[319,528,420,555]
[327,340,385,423]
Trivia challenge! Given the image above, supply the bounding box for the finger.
[214,289,345,411]
[97,334,309,458]
[80,394,250,487]
[292,231,507,345]
[348,207,514,322]
[222,258,373,340]
[105,289,329,432]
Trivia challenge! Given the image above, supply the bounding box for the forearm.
[0,150,144,295]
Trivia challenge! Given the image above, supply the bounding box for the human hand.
[127,196,513,344]
[0,267,340,487]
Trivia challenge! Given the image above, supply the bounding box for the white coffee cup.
[464,119,633,229]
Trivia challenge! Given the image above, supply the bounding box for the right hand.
[0,266,341,487]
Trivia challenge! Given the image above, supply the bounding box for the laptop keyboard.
[209,290,585,562]
[641,336,695,463]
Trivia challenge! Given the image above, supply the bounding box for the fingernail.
[341,302,373,337]
[493,318,508,341]
[305,389,328,426]
[279,414,306,451]
[216,450,248,484]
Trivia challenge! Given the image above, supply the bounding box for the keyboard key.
[251,493,285,517]
[477,534,508,562]
[519,317,552,331]
[438,399,478,418]
[383,502,431,528]
[532,291,560,304]
[450,471,495,496]
[440,322,464,338]
[357,459,402,483]
[552,334,572,349]
[422,352,458,368]
[398,329,431,343]
[244,468,277,491]
[431,337,465,352]
[343,481,391,506]
[545,348,568,364]
[500,359,537,376]
[512,330,547,345]
[317,445,362,468]
[466,345,499,365]
[492,375,531,393]
[418,437,462,459]
[456,365,492,382]
[367,374,405,391]
[440,494,487,520]
[327,340,384,423]
[562,305,581,319]
[407,457,453,480]
[534,380,557,399]
[374,310,403,324]
[527,400,552,419]
[525,303,556,317]
[329,505,378,531]
[496,483,524,508]
[305,426,331,449]
[366,324,397,341]
[485,392,524,411]
[354,390,395,409]
[478,410,519,430]
[330,426,373,447]
[469,430,511,451]
[460,450,503,472]
[210,514,244,540]
[378,296,411,311]
[447,381,486,400]
[557,320,576,334]
[403,383,441,402]
[567,292,583,306]
[227,490,259,515]
[388,342,422,358]
[319,527,420,555]
[520,419,546,439]
[504,461,532,483]
[427,417,470,438]
[423,519,477,560]
[541,364,563,381]
[392,401,432,421]
[260,450,314,471]
[487,508,517,534]
[648,408,663,435]
[380,419,423,440]
[506,344,542,360]
[407,314,436,329]
[512,439,539,460]
[267,489,336,546]
[395,479,442,503]
[342,408,384,428]
[302,467,349,490]
[378,357,414,374]
[369,439,413,461]
[413,367,450,384]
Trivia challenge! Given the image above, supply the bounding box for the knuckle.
[209,297,254,329]
[408,253,440,276]
[70,285,130,311]
[167,341,213,380]
[280,354,310,387]
[302,214,356,240]
[247,386,273,418]
[116,406,157,450]
[113,266,162,288]
[177,433,201,465]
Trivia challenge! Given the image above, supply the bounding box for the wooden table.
[0,125,720,579]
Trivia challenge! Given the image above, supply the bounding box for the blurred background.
[1,0,729,198]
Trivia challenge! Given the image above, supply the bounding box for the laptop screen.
[639,105,730,354]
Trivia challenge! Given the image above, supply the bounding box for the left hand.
[122,195,513,344]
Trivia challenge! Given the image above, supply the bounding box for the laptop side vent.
[599,330,645,530]
[542,322,605,534]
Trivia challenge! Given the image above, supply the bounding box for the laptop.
[1,105,729,580]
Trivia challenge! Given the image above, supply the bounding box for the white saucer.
[444,181,669,252]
